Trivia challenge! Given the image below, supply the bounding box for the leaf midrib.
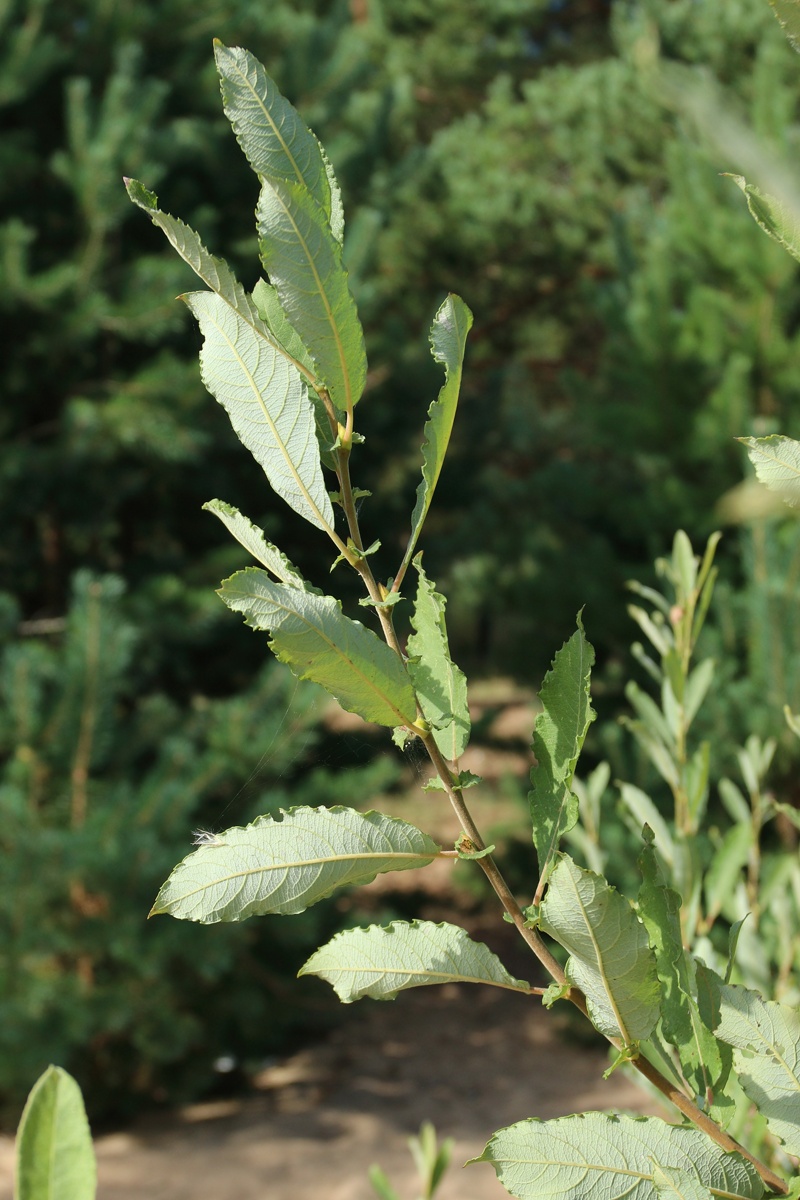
[202,305,331,532]
[494,1156,745,1200]
[156,849,435,909]
[561,863,632,1043]
[265,183,352,412]
[236,583,414,725]
[224,52,316,201]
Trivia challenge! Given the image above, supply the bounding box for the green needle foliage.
[114,41,800,1200]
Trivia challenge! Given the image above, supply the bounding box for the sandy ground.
[0,980,661,1200]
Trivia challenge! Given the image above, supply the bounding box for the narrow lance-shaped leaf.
[710,978,800,1157]
[399,295,473,581]
[530,616,596,890]
[124,179,311,381]
[257,177,366,412]
[124,180,331,528]
[185,290,333,530]
[219,567,417,727]
[214,42,332,222]
[152,807,439,923]
[15,1066,96,1200]
[406,560,470,761]
[538,855,660,1043]
[739,435,800,508]
[202,499,315,589]
[252,278,338,471]
[637,831,732,1112]
[471,1114,763,1200]
[301,919,530,1003]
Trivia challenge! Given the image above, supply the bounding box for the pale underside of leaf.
[713,981,800,1156]
[185,290,333,531]
[406,563,470,761]
[300,919,530,1002]
[530,618,596,883]
[257,177,366,412]
[214,42,332,220]
[252,278,339,471]
[124,178,312,383]
[151,807,440,923]
[401,295,473,575]
[218,567,417,727]
[472,1113,764,1200]
[15,1065,97,1200]
[652,1164,713,1200]
[740,435,800,508]
[538,856,660,1043]
[202,499,314,587]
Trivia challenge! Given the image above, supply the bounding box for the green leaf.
[651,1163,713,1200]
[300,919,530,1002]
[770,0,800,52]
[530,617,596,887]
[15,1066,96,1200]
[184,290,333,531]
[728,175,800,263]
[318,137,345,244]
[618,783,675,866]
[538,856,660,1043]
[711,979,800,1156]
[203,500,315,587]
[124,178,311,379]
[368,1166,401,1200]
[399,295,473,578]
[257,177,366,412]
[124,180,331,526]
[151,807,439,923]
[638,834,731,1110]
[219,567,417,727]
[739,435,800,507]
[471,1113,764,1200]
[704,823,751,926]
[252,278,316,378]
[214,42,333,223]
[406,561,470,761]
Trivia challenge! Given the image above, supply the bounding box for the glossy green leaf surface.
[406,562,470,761]
[301,919,529,1002]
[740,435,800,508]
[15,1066,96,1200]
[530,617,596,884]
[538,856,659,1043]
[257,178,366,412]
[712,980,800,1156]
[185,290,333,531]
[472,1113,763,1200]
[401,295,472,576]
[219,567,417,726]
[638,834,731,1111]
[151,807,439,923]
[214,42,332,221]
[202,500,314,587]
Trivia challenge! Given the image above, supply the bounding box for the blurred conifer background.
[3,0,800,1123]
